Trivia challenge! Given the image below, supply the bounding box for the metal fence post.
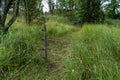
[42,24,48,62]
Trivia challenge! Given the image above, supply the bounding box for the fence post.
[42,24,48,62]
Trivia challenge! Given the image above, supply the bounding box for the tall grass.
[46,21,76,37]
[66,24,120,80]
[105,19,120,27]
[0,18,76,79]
[1,15,120,79]
[0,23,44,79]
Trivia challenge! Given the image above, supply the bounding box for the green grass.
[66,24,120,80]
[105,19,120,27]
[46,20,76,37]
[0,15,120,80]
[0,16,77,79]
[46,15,69,24]
[0,22,45,79]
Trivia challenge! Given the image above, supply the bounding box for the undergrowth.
[46,21,76,37]
[0,18,76,79]
[66,24,120,80]
[0,15,120,80]
[0,24,45,79]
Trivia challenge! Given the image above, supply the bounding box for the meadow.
[0,16,120,80]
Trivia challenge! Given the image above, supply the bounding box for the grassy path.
[1,15,120,80]
[21,16,80,80]
[43,20,80,79]
[46,35,73,79]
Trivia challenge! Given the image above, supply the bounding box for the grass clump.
[0,24,44,79]
[46,21,76,37]
[66,24,120,80]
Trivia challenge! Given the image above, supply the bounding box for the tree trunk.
[0,0,20,32]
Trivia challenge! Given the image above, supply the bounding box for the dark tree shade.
[81,0,104,23]
[49,0,54,14]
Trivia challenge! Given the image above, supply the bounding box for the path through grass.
[0,15,120,80]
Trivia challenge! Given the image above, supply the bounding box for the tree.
[77,0,104,23]
[48,0,54,14]
[22,0,43,24]
[23,0,37,24]
[106,0,120,19]
[55,0,105,24]
[0,0,20,32]
[56,0,75,16]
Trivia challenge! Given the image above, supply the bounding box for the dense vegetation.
[67,25,120,80]
[0,0,120,80]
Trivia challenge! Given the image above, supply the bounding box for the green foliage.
[0,23,43,79]
[56,0,105,24]
[0,14,120,79]
[24,0,43,24]
[0,16,76,79]
[66,25,120,80]
[80,0,104,23]
[105,0,120,19]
